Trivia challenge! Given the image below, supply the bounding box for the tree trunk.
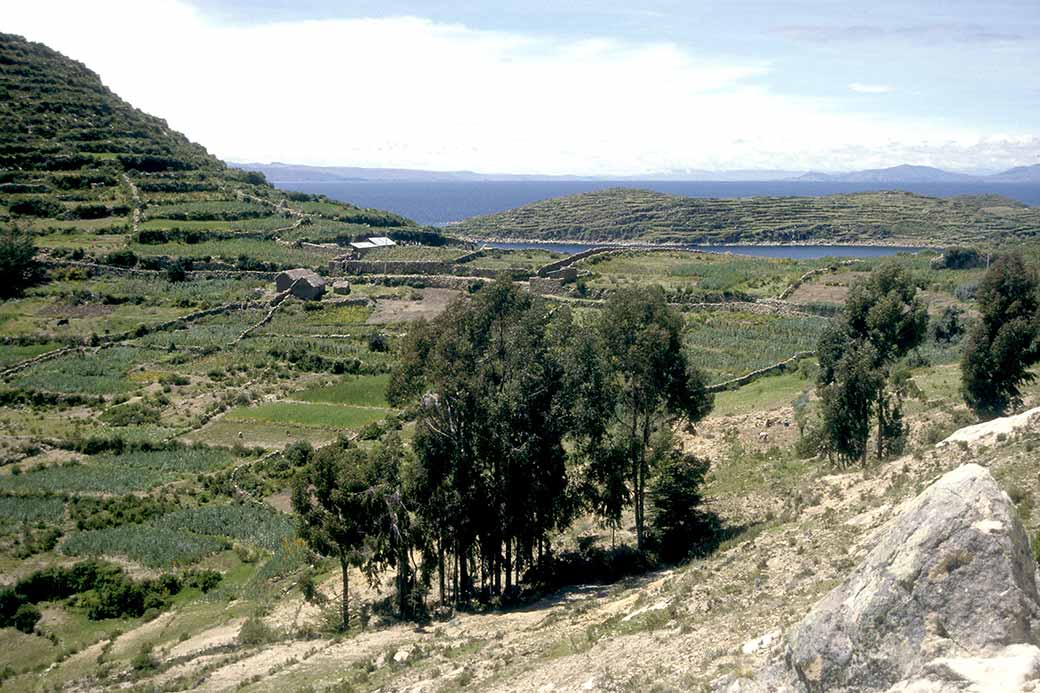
[505,538,512,592]
[397,541,409,617]
[438,535,446,607]
[340,555,350,631]
[876,394,885,461]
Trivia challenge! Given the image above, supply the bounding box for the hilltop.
[0,32,416,268]
[451,187,1040,246]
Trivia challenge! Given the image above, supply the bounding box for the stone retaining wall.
[329,259,530,279]
[528,277,571,296]
[707,351,814,393]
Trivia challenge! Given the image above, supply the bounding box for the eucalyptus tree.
[595,286,713,551]
[816,263,928,464]
[291,436,409,629]
[961,254,1040,419]
[388,279,578,600]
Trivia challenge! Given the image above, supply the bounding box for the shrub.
[367,333,390,353]
[185,569,222,593]
[9,197,62,217]
[931,246,985,270]
[104,249,137,268]
[166,258,190,282]
[12,604,41,634]
[99,401,160,426]
[648,451,711,562]
[130,644,158,672]
[931,306,964,344]
[0,227,43,297]
[238,617,276,646]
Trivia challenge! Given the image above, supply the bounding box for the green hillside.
[450,187,1040,246]
[0,32,415,269]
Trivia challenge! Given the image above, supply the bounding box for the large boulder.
[723,463,1040,692]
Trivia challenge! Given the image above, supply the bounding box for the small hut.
[275,268,326,300]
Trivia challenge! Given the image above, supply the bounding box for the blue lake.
[272,180,1040,226]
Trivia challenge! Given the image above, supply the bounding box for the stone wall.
[706,350,814,393]
[328,259,531,279]
[528,277,572,296]
[536,246,616,276]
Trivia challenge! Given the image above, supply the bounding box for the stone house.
[275,268,326,300]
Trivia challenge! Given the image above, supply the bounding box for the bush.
[12,604,40,634]
[367,333,390,353]
[238,617,276,646]
[99,401,160,426]
[0,228,43,298]
[931,306,964,344]
[931,246,985,270]
[648,451,711,562]
[185,569,222,593]
[131,644,158,672]
[104,249,137,268]
[166,258,190,282]
[9,197,62,217]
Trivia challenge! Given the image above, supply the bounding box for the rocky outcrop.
[939,406,1040,449]
[720,463,1040,692]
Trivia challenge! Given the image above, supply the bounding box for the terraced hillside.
[0,33,419,270]
[451,187,1040,246]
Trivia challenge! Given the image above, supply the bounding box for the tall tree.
[291,438,407,629]
[596,286,713,550]
[818,342,884,466]
[961,254,1040,419]
[816,263,928,463]
[388,279,577,601]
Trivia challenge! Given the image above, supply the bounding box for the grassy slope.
[451,187,1040,246]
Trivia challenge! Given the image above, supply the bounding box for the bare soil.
[367,288,459,324]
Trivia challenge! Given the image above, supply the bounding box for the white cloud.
[849,82,895,94]
[4,1,1035,174]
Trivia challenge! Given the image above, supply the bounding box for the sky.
[5,0,1040,175]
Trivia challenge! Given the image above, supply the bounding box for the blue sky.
[7,0,1039,174]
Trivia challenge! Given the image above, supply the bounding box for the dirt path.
[122,173,141,235]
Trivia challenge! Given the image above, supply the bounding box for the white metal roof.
[368,236,396,247]
[350,241,377,249]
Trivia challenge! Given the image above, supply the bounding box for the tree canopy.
[961,254,1040,419]
[816,264,927,465]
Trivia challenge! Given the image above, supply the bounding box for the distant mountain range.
[794,164,1040,184]
[237,161,1040,184]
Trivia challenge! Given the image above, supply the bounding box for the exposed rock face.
[722,463,1040,692]
[275,268,326,300]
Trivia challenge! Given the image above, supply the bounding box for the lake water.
[274,180,1040,226]
[482,241,924,259]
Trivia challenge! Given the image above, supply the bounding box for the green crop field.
[683,311,828,382]
[0,495,65,526]
[585,250,814,298]
[156,503,294,551]
[61,525,227,567]
[0,448,233,495]
[224,401,389,430]
[11,347,146,395]
[294,373,390,407]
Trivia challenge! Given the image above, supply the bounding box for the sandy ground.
[367,288,459,324]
